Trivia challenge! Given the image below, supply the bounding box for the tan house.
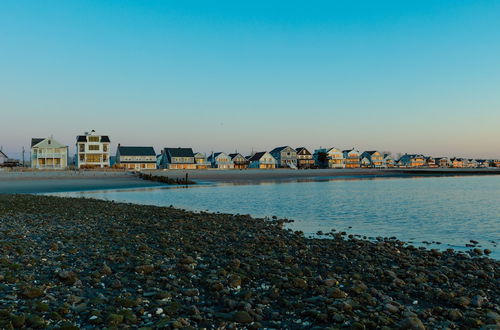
[194,153,210,169]
[31,137,68,169]
[157,147,196,169]
[397,154,425,167]
[360,151,384,168]
[248,152,276,169]
[342,149,361,168]
[229,153,249,169]
[115,145,156,170]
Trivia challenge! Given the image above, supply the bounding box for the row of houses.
[13,131,500,170]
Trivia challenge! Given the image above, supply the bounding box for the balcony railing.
[34,153,65,158]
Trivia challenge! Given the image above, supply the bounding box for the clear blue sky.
[1,1,499,158]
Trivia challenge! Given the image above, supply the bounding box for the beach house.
[467,159,478,168]
[0,150,9,166]
[295,147,315,169]
[270,146,298,168]
[425,157,437,168]
[115,145,156,170]
[31,136,68,169]
[342,149,361,168]
[194,153,210,169]
[158,147,196,169]
[435,157,450,168]
[229,153,249,169]
[397,154,425,167]
[248,152,276,169]
[360,151,385,168]
[208,152,234,169]
[75,131,111,168]
[383,154,395,168]
[450,157,465,168]
[477,159,490,168]
[326,148,345,168]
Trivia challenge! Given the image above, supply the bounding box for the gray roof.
[248,152,268,161]
[76,135,110,143]
[31,138,45,147]
[270,146,292,153]
[164,147,195,158]
[118,146,155,156]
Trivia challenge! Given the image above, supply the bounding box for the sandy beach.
[0,170,163,194]
[1,168,500,193]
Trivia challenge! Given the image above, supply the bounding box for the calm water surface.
[50,175,500,259]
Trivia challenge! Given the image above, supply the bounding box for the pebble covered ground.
[0,194,498,329]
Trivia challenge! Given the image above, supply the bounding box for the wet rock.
[57,270,78,285]
[21,287,44,299]
[232,311,253,323]
[398,316,425,330]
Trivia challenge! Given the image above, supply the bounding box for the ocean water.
[49,175,500,259]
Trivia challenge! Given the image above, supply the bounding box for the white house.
[75,130,111,168]
[326,148,345,168]
[31,137,68,169]
[208,152,235,169]
[247,152,276,169]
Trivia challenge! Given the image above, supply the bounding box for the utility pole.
[22,146,25,167]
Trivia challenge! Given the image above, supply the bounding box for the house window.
[79,154,84,161]
[89,136,99,142]
[79,144,85,152]
[103,145,108,152]
[89,145,99,151]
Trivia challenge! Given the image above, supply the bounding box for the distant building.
[208,152,234,169]
[115,145,156,171]
[342,149,361,168]
[0,150,8,166]
[31,137,68,169]
[194,153,210,169]
[295,147,315,169]
[360,151,385,168]
[158,147,196,169]
[229,153,249,169]
[434,157,450,168]
[248,152,276,169]
[383,154,395,168]
[326,148,345,168]
[476,159,490,168]
[75,131,111,168]
[467,159,478,168]
[450,157,465,168]
[425,157,437,168]
[397,154,425,167]
[270,146,298,168]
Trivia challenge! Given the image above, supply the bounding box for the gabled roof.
[118,146,155,156]
[229,153,244,159]
[31,138,45,147]
[31,137,66,149]
[270,146,293,153]
[248,151,271,161]
[194,152,206,159]
[363,150,380,156]
[164,147,194,158]
[76,135,110,143]
[0,150,7,159]
[295,147,311,154]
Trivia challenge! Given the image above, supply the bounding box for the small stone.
[398,317,425,330]
[106,313,124,326]
[232,311,253,323]
[21,287,44,299]
[57,270,78,285]
[328,288,347,299]
[11,314,26,327]
[293,278,307,289]
[448,309,462,321]
[471,295,485,308]
[385,303,399,314]
[484,249,492,255]
[101,264,112,275]
[456,296,471,307]
[135,264,155,274]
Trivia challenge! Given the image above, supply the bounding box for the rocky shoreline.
[0,195,498,329]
